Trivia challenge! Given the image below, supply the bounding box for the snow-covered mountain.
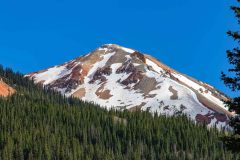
[26,44,233,128]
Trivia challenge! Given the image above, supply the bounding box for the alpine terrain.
[26,44,233,128]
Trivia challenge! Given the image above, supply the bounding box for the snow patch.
[125,55,132,61]
[146,58,164,73]
[120,46,135,53]
[33,65,70,85]
[172,73,227,111]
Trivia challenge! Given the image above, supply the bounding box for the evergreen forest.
[0,65,239,159]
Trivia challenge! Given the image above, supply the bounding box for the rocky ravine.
[26,44,233,128]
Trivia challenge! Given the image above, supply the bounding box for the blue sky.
[0,0,238,97]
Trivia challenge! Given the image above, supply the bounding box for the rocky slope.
[0,79,15,97]
[26,44,233,128]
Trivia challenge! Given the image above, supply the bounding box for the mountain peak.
[99,44,136,54]
[26,45,233,128]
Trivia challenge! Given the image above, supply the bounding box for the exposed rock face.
[48,65,84,92]
[121,71,143,86]
[26,44,233,129]
[195,112,228,125]
[131,51,146,63]
[168,86,178,100]
[116,61,136,74]
[72,88,86,98]
[134,77,158,96]
[89,66,112,84]
[0,79,15,97]
[95,84,112,100]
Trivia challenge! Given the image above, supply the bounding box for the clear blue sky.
[0,0,238,97]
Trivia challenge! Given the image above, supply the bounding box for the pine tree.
[221,0,240,135]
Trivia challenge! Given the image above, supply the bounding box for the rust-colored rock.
[131,51,146,63]
[95,84,113,100]
[0,79,15,97]
[72,88,86,98]
[49,65,84,92]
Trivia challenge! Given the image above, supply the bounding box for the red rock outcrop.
[0,80,15,97]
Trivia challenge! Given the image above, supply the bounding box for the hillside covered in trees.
[0,65,239,159]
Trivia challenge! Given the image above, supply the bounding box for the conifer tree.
[221,0,240,135]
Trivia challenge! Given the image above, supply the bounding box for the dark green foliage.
[221,135,240,153]
[0,66,238,159]
[221,0,240,135]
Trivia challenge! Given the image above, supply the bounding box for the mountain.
[0,78,15,97]
[26,44,233,128]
